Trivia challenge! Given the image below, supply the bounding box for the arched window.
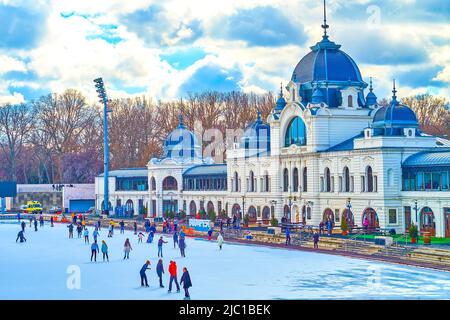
[233,172,239,192]
[248,206,257,222]
[249,171,255,192]
[189,201,197,215]
[325,167,331,192]
[162,176,178,190]
[284,117,307,147]
[293,168,299,192]
[348,95,353,108]
[283,168,289,192]
[302,167,308,192]
[343,167,350,192]
[150,177,156,190]
[366,166,374,192]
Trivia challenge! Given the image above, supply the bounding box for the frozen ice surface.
[1,221,450,300]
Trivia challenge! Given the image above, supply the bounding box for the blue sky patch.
[161,48,207,70]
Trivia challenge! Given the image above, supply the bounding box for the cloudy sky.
[0,0,449,104]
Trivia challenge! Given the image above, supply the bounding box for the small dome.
[372,97,419,136]
[163,115,202,160]
[241,112,271,157]
[365,78,377,106]
[274,84,287,112]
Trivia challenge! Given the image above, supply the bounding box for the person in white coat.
[217,233,224,250]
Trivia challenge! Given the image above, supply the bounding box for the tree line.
[0,90,448,184]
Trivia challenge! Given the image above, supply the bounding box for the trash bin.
[423,231,431,245]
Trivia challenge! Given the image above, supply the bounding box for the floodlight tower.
[93,77,111,215]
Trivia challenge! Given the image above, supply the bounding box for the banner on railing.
[188,219,211,232]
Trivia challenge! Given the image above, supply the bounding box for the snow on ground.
[1,221,450,300]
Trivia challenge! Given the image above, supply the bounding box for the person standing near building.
[123,238,132,259]
[327,219,333,237]
[68,223,74,238]
[83,228,89,244]
[90,240,99,262]
[217,232,224,250]
[101,240,109,262]
[168,260,180,293]
[173,231,179,248]
[179,235,186,257]
[180,267,192,300]
[285,227,291,246]
[156,259,164,288]
[158,236,168,257]
[120,220,125,234]
[140,260,151,287]
[313,231,320,249]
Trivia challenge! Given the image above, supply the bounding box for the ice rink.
[1,221,450,300]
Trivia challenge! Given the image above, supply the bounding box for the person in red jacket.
[168,260,180,293]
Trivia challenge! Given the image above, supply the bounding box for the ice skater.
[173,231,178,248]
[84,228,89,244]
[21,220,26,232]
[156,259,164,288]
[180,267,192,300]
[67,223,74,238]
[77,224,83,238]
[50,216,54,227]
[133,221,137,235]
[29,216,33,227]
[120,220,125,234]
[101,240,109,262]
[158,236,168,257]
[147,231,154,243]
[91,240,99,262]
[140,260,151,287]
[207,227,213,241]
[34,218,38,231]
[123,238,132,259]
[179,235,186,258]
[168,260,180,293]
[138,231,144,243]
[93,228,100,242]
[39,214,44,227]
[108,224,113,238]
[285,228,291,246]
[16,230,26,243]
[217,232,224,250]
[313,231,320,249]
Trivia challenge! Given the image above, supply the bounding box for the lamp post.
[288,195,293,223]
[93,77,111,216]
[346,197,352,230]
[241,195,246,219]
[414,199,419,228]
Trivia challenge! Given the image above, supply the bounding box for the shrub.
[243,214,250,225]
[341,216,348,232]
[409,223,419,239]
[208,209,216,222]
[271,217,278,227]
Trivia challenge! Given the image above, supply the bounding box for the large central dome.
[291,37,363,84]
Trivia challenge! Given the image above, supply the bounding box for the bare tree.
[0,103,35,181]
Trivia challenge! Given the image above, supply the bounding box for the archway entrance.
[301,206,307,224]
[232,204,241,219]
[322,208,334,224]
[342,209,355,230]
[262,206,270,224]
[362,208,379,231]
[189,201,196,216]
[125,199,134,217]
[420,207,436,236]
[248,206,257,223]
[283,205,290,223]
[207,201,215,214]
[292,205,299,223]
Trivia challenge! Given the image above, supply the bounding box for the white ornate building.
[96,12,450,237]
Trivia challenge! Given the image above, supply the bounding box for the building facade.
[95,13,450,237]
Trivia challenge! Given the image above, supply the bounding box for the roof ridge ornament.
[392,79,398,103]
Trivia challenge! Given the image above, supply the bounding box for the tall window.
[249,171,255,192]
[325,167,331,192]
[283,168,289,192]
[302,167,308,192]
[284,117,307,147]
[366,166,374,192]
[264,171,270,192]
[233,172,239,192]
[293,168,299,192]
[343,167,350,192]
[348,95,353,108]
[162,176,177,190]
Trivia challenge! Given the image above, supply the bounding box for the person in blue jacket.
[93,229,100,242]
[158,236,168,257]
[140,260,151,287]
[179,235,186,258]
[16,230,26,243]
[91,241,99,262]
[68,223,74,238]
[120,220,125,234]
[327,219,333,237]
[147,232,154,243]
[156,259,164,288]
[180,267,192,300]
[285,227,291,246]
[173,231,179,248]
[83,228,89,244]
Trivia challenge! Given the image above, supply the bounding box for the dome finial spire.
[369,77,374,92]
[279,82,283,98]
[321,0,329,39]
[178,113,184,127]
[392,79,397,101]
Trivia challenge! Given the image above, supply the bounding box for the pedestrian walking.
[91,241,99,262]
[173,231,179,248]
[180,267,192,300]
[140,260,151,287]
[84,228,89,244]
[168,260,180,293]
[179,235,186,257]
[101,240,109,262]
[158,236,168,257]
[217,232,224,250]
[313,231,320,249]
[123,238,132,259]
[67,223,74,238]
[156,259,164,288]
